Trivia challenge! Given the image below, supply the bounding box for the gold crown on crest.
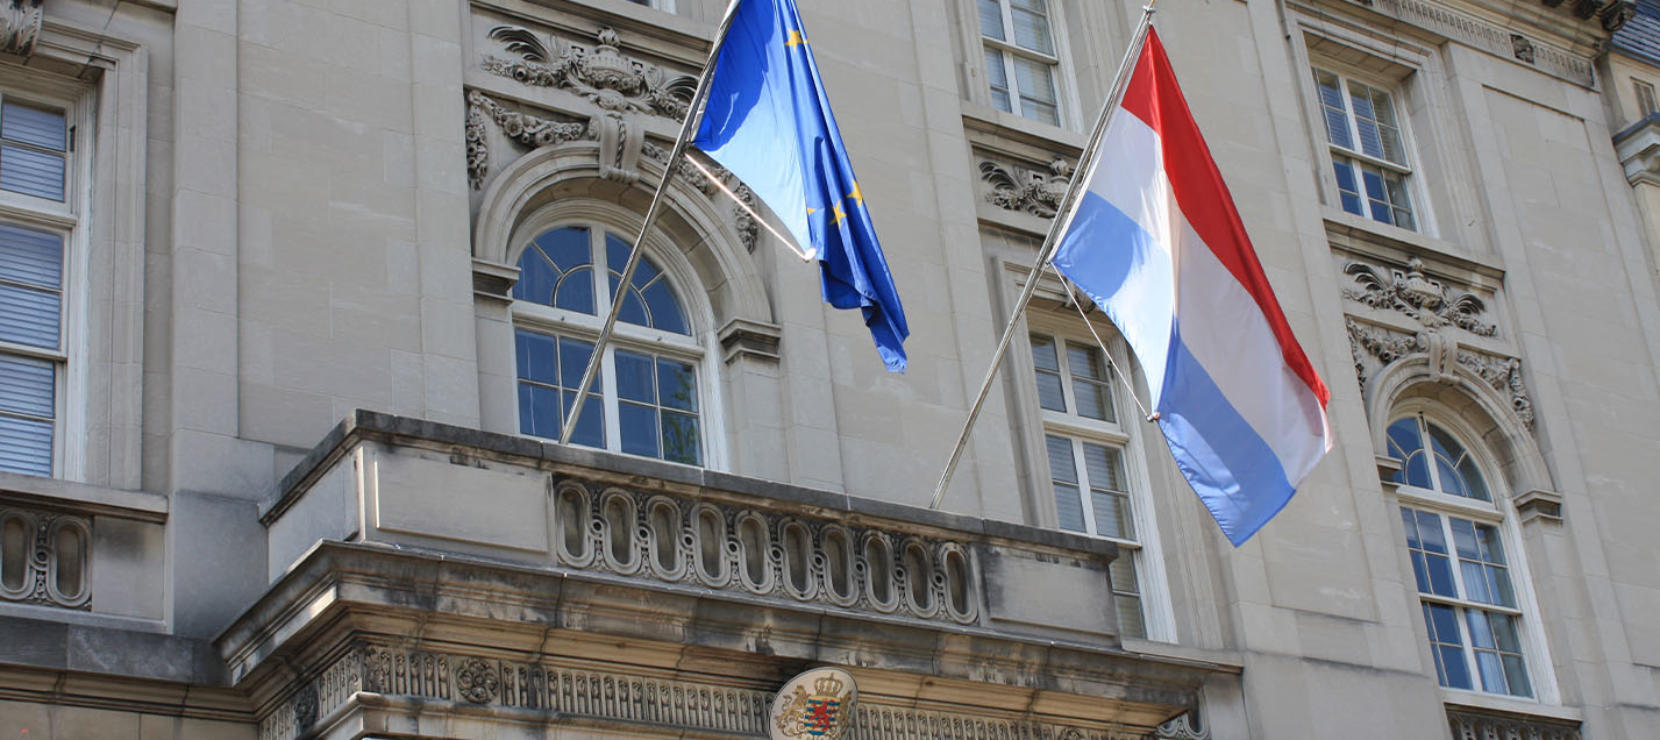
[811,674,846,696]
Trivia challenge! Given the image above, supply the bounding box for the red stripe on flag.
[1118,29,1329,407]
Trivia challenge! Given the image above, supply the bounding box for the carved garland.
[1346,319,1535,429]
[482,25,695,120]
[1342,258,1496,336]
[261,646,1150,740]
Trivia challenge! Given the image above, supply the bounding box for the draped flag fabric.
[693,0,909,371]
[1049,29,1332,546]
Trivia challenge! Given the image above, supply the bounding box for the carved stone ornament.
[1346,319,1536,429]
[770,668,857,740]
[465,90,761,251]
[1155,711,1210,740]
[0,0,43,58]
[0,506,91,610]
[1342,258,1497,336]
[980,157,1073,217]
[1511,34,1536,64]
[1338,0,1597,85]
[1446,706,1581,740]
[483,25,696,120]
[456,657,501,704]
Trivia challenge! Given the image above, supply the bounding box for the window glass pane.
[537,227,591,272]
[1053,483,1084,532]
[1082,442,1123,492]
[1046,435,1085,532]
[1415,510,1446,553]
[977,0,1004,41]
[1503,654,1532,697]
[1332,160,1363,215]
[1466,609,1495,649]
[1,102,66,151]
[1045,435,1076,484]
[1013,56,1059,124]
[1400,507,1420,548]
[1109,556,1144,639]
[1314,70,1352,149]
[610,233,659,287]
[657,358,697,412]
[1011,6,1053,55]
[1066,343,1107,381]
[642,281,689,335]
[554,266,596,314]
[514,246,558,305]
[985,48,1012,112]
[0,222,61,289]
[0,282,59,349]
[1384,172,1416,232]
[561,390,604,448]
[1476,651,1506,693]
[0,145,64,201]
[0,353,53,418]
[615,350,656,404]
[515,330,559,385]
[661,410,701,465]
[1387,418,1427,486]
[619,401,659,456]
[558,337,598,390]
[1361,167,1392,224]
[1450,518,1479,560]
[1073,380,1114,422]
[0,413,51,475]
[517,383,560,439]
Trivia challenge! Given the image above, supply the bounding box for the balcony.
[221,411,1231,740]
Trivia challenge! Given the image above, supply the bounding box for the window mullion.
[1439,515,1471,599]
[1054,336,1076,414]
[600,346,621,452]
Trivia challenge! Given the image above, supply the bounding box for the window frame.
[1387,407,1559,704]
[1310,65,1421,231]
[0,80,84,480]
[509,222,711,465]
[976,0,1070,128]
[1020,309,1175,642]
[1635,77,1657,118]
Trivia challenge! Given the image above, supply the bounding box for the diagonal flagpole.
[560,0,745,446]
[929,1,1158,510]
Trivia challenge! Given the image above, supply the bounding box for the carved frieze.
[1446,706,1581,740]
[979,157,1074,218]
[0,0,43,58]
[259,645,1148,740]
[482,25,696,120]
[0,505,91,610]
[1333,0,1597,86]
[1342,258,1496,336]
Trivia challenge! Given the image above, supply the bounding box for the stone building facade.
[0,0,1658,738]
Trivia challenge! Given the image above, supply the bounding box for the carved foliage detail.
[483,25,696,119]
[456,657,501,704]
[1446,708,1580,740]
[0,0,43,58]
[0,506,91,610]
[979,157,1073,217]
[1342,258,1496,336]
[1345,319,1535,430]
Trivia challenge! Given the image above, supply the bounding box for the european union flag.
[694,0,909,372]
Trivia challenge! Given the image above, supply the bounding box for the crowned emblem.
[770,668,858,740]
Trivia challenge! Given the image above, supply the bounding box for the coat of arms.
[769,668,858,739]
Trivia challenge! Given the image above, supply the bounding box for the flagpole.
[928,2,1158,510]
[559,0,745,445]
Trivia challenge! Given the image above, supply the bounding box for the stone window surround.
[0,17,148,490]
[950,0,1085,134]
[1380,400,1562,706]
[994,259,1178,644]
[1291,22,1442,243]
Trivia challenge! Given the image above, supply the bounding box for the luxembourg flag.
[1050,29,1331,546]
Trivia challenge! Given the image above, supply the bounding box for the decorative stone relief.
[1446,706,1580,740]
[548,478,981,625]
[979,157,1073,217]
[1155,712,1209,740]
[456,657,500,704]
[1345,319,1536,429]
[0,505,91,610]
[483,25,695,120]
[258,645,1148,740]
[1511,34,1536,64]
[1335,0,1597,85]
[466,90,760,251]
[1342,258,1496,337]
[0,0,43,58]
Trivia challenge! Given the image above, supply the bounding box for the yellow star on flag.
[786,30,808,48]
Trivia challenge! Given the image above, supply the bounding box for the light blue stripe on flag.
[1157,331,1295,546]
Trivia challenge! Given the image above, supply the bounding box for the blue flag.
[694,0,909,372]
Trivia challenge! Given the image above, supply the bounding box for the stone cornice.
[1613,113,1660,186]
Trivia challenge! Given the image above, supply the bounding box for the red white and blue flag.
[1051,29,1332,546]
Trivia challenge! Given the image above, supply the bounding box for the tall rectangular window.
[1030,332,1152,638]
[0,97,69,478]
[980,0,1061,125]
[1313,68,1416,231]
[1635,78,1657,117]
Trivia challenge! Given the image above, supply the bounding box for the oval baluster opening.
[558,489,588,560]
[945,549,970,616]
[53,524,84,600]
[738,517,768,586]
[1,516,25,591]
[905,544,932,611]
[697,509,724,580]
[605,497,634,565]
[783,524,810,593]
[865,538,893,605]
[824,530,851,599]
[650,503,679,572]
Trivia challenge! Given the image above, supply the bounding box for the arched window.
[511,225,703,465]
[1389,412,1536,698]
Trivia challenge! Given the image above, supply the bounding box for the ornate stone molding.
[1346,319,1535,429]
[0,0,43,58]
[1155,711,1209,740]
[1342,258,1496,337]
[466,90,591,188]
[260,645,1150,740]
[0,505,90,610]
[1337,0,1596,86]
[979,157,1073,217]
[482,25,695,120]
[547,476,982,625]
[1446,705,1581,740]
